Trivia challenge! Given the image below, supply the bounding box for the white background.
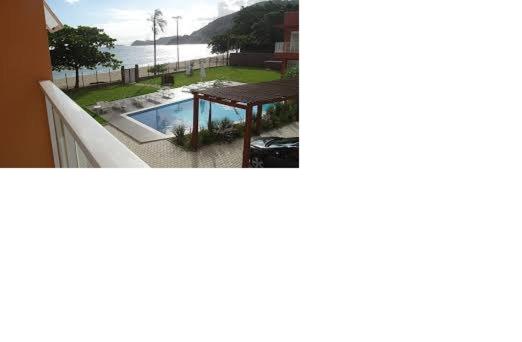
[2,0,522,341]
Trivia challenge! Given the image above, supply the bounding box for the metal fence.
[52,54,229,90]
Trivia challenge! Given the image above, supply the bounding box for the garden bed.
[170,101,299,150]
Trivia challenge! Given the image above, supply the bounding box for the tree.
[208,33,250,64]
[211,0,299,52]
[148,9,167,74]
[209,34,230,55]
[48,25,121,89]
[209,33,232,64]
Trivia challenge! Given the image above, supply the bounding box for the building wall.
[0,0,54,167]
[284,11,299,27]
[283,11,299,42]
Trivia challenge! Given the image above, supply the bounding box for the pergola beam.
[250,95,298,107]
[193,93,248,109]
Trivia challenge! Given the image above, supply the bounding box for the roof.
[192,78,299,106]
[44,1,63,33]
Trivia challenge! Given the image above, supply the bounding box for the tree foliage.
[48,25,121,88]
[209,0,299,53]
[148,9,167,71]
[148,9,168,37]
[208,33,251,64]
[208,34,230,55]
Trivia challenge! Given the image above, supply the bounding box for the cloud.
[93,0,267,45]
[217,1,235,17]
[217,0,264,17]
[64,0,80,4]
[96,5,217,45]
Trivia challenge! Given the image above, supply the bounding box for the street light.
[172,16,182,70]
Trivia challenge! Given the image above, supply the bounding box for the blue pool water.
[128,99,274,134]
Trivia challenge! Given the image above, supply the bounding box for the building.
[0,0,147,167]
[273,11,299,74]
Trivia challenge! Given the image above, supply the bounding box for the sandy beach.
[52,54,228,90]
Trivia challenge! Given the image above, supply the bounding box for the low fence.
[53,54,229,90]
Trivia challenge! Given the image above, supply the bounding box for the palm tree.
[148,9,167,74]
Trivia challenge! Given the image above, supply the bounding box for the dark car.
[249,137,299,168]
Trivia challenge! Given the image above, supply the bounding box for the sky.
[46,0,264,45]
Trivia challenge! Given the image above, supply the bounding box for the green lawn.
[141,66,281,87]
[66,83,158,124]
[67,83,158,108]
[66,66,281,125]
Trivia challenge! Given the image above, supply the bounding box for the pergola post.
[191,95,199,150]
[280,60,288,76]
[242,104,253,168]
[256,104,263,135]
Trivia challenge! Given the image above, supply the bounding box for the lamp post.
[172,16,182,70]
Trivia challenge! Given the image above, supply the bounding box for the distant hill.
[131,11,238,46]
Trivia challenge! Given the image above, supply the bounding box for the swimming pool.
[128,99,274,134]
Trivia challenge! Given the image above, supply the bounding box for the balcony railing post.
[63,126,79,168]
[52,111,68,167]
[44,97,61,168]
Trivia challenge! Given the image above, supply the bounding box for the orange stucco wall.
[0,0,54,167]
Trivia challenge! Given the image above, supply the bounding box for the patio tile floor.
[105,122,299,168]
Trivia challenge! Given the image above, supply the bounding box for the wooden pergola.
[190,78,299,168]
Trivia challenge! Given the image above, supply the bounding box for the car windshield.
[267,138,298,148]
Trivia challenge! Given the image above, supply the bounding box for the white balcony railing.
[274,41,299,54]
[40,81,149,168]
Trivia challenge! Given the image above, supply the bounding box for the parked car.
[249,137,299,168]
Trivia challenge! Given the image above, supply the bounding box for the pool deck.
[97,80,298,168]
[105,122,299,168]
[92,80,244,143]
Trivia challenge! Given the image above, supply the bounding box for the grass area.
[65,66,280,125]
[67,83,158,107]
[66,83,159,125]
[141,66,281,87]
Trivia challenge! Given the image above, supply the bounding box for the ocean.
[52,44,215,80]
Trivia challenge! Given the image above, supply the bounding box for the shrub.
[213,79,225,87]
[262,117,273,130]
[284,64,298,79]
[233,123,245,137]
[208,120,218,132]
[172,124,186,146]
[148,63,168,74]
[288,102,299,121]
[267,106,283,127]
[278,106,290,123]
[200,129,217,145]
[266,102,299,126]
[272,116,282,128]
[218,117,233,130]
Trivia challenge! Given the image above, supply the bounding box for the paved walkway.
[105,122,299,168]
